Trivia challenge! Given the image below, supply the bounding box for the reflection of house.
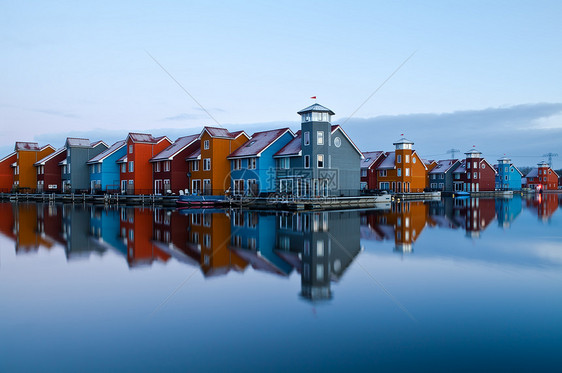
[524,161,559,191]
[152,209,200,266]
[275,211,361,301]
[453,198,496,238]
[89,206,127,256]
[495,196,522,228]
[494,157,523,191]
[0,202,16,240]
[87,140,127,193]
[61,138,108,193]
[13,142,55,191]
[62,204,106,259]
[230,211,293,276]
[525,193,559,221]
[150,135,200,195]
[34,147,66,193]
[0,152,17,192]
[186,210,248,276]
[428,159,460,191]
[360,151,385,191]
[13,204,53,253]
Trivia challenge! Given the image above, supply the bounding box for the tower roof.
[465,148,481,155]
[538,160,549,167]
[392,137,414,146]
[297,103,335,115]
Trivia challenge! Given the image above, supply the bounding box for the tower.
[465,148,482,192]
[393,137,414,193]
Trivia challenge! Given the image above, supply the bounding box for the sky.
[1,0,561,167]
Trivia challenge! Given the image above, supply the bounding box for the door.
[154,179,162,195]
[121,180,127,193]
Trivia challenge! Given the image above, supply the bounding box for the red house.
[34,147,67,193]
[360,151,385,191]
[524,161,559,191]
[150,135,200,195]
[120,133,172,194]
[0,152,17,192]
[455,149,497,192]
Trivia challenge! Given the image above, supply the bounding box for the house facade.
[428,159,461,191]
[227,128,294,196]
[360,151,385,191]
[453,149,496,192]
[34,147,67,193]
[0,152,17,192]
[13,142,55,191]
[120,133,172,195]
[524,161,559,191]
[495,157,523,191]
[187,127,249,196]
[150,135,199,195]
[60,138,108,193]
[376,138,428,193]
[87,140,127,193]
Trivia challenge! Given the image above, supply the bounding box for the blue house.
[495,156,523,191]
[87,140,126,193]
[227,128,294,196]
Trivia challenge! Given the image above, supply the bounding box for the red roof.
[151,135,199,161]
[15,142,40,151]
[128,133,170,144]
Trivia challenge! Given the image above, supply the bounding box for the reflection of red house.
[34,148,66,193]
[454,198,496,238]
[0,202,16,240]
[525,193,559,221]
[0,152,17,192]
[120,207,171,267]
[152,209,201,266]
[150,135,200,195]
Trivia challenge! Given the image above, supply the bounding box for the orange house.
[376,138,429,193]
[186,211,248,276]
[13,142,55,191]
[120,133,172,195]
[0,152,17,192]
[186,127,249,195]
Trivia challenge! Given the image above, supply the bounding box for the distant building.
[60,138,108,193]
[13,142,55,191]
[34,147,67,193]
[428,159,461,191]
[87,140,127,193]
[494,157,523,191]
[524,161,559,191]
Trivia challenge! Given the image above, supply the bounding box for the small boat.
[176,194,227,207]
[453,191,470,198]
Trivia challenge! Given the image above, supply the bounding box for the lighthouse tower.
[465,148,482,192]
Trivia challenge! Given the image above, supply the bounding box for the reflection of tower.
[495,196,522,229]
[462,198,496,238]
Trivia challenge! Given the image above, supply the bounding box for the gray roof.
[15,142,40,151]
[377,152,395,170]
[538,161,550,167]
[429,159,459,174]
[116,155,127,163]
[128,133,169,144]
[185,146,201,160]
[274,131,301,157]
[87,140,126,164]
[201,127,247,140]
[453,160,467,173]
[151,135,199,161]
[465,148,482,155]
[66,138,92,147]
[228,128,292,159]
[393,137,414,145]
[297,103,335,115]
[34,147,66,166]
[360,151,384,168]
[525,168,539,178]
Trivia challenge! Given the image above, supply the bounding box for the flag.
[310,96,316,99]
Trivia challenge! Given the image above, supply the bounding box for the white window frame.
[304,155,310,169]
[128,161,134,172]
[317,131,324,145]
[203,158,211,171]
[248,158,256,169]
[317,154,324,168]
[204,140,210,150]
[192,161,199,171]
[304,132,310,146]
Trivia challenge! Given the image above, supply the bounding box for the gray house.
[428,159,461,191]
[273,104,363,197]
[61,138,108,193]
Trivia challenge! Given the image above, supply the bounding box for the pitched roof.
[360,151,384,168]
[453,160,467,173]
[0,152,16,164]
[91,140,108,148]
[66,138,92,147]
[87,140,126,164]
[429,159,459,174]
[15,142,40,151]
[393,137,414,145]
[34,147,66,166]
[151,135,199,162]
[128,133,170,144]
[116,155,127,163]
[297,103,335,115]
[465,148,482,156]
[201,127,248,140]
[525,168,539,178]
[377,152,395,170]
[185,144,202,160]
[274,130,302,157]
[228,128,293,159]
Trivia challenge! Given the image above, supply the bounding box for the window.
[155,162,160,172]
[279,158,289,169]
[203,158,211,171]
[121,164,126,173]
[248,158,256,169]
[317,240,324,256]
[203,234,211,248]
[204,140,209,150]
[304,155,310,168]
[412,157,416,164]
[397,154,402,163]
[129,145,133,154]
[361,169,367,177]
[474,172,477,179]
[481,164,485,169]
[405,154,410,163]
[233,159,241,170]
[129,180,134,185]
[317,154,324,168]
[317,131,324,145]
[128,161,134,172]
[473,162,477,168]
[304,131,310,146]
[192,161,199,171]
[97,164,101,173]
[164,161,170,172]
[405,168,410,176]
[379,170,387,177]
[397,168,402,176]
[247,179,258,195]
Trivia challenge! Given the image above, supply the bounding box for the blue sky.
[2,1,561,166]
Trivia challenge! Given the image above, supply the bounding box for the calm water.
[0,195,561,372]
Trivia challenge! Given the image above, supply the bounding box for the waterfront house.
[524,161,559,191]
[494,157,523,191]
[120,133,172,194]
[150,135,199,195]
[13,142,55,192]
[186,127,249,195]
[87,140,127,193]
[360,151,385,191]
[274,104,363,197]
[0,152,17,192]
[428,159,461,192]
[227,128,294,196]
[34,147,67,193]
[453,148,496,192]
[375,138,428,193]
[60,138,108,193]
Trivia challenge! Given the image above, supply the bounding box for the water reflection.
[0,194,560,299]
